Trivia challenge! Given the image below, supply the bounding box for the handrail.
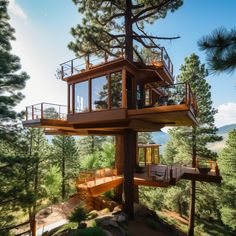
[58,47,173,80]
[76,167,118,187]
[25,102,67,121]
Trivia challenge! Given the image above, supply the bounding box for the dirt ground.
[36,195,82,228]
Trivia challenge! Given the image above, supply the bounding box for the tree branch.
[132,0,173,23]
[95,13,125,26]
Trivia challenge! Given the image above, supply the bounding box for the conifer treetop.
[69,0,183,61]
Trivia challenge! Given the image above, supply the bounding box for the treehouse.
[22,47,221,219]
[23,47,198,135]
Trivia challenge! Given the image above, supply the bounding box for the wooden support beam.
[122,67,127,108]
[114,135,124,203]
[123,129,136,219]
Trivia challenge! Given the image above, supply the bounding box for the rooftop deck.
[76,161,222,197]
[59,47,174,84]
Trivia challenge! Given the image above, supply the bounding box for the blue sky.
[8,0,236,127]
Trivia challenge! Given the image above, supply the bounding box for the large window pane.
[92,76,108,110]
[111,71,122,108]
[74,81,89,112]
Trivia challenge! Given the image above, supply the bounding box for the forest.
[1,0,236,236]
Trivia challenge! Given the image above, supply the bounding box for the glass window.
[111,72,122,108]
[74,81,89,112]
[69,84,73,113]
[145,87,150,106]
[92,76,108,110]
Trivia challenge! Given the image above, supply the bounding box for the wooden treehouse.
[23,48,197,135]
[22,48,221,218]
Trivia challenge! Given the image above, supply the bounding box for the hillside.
[152,124,236,153]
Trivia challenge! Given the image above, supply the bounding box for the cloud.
[215,103,236,127]
[8,0,27,20]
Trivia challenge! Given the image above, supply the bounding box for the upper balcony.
[23,82,198,135]
[58,47,174,85]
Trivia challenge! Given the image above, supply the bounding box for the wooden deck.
[76,165,222,197]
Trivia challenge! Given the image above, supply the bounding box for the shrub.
[68,227,106,236]
[68,207,88,227]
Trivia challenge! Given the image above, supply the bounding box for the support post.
[188,127,197,236]
[114,135,124,203]
[123,129,136,219]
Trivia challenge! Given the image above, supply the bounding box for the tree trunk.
[188,127,197,236]
[123,129,137,219]
[114,135,124,203]
[62,137,66,200]
[125,0,133,62]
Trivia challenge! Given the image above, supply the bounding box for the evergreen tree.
[51,135,79,199]
[199,27,236,73]
[0,128,49,235]
[163,54,222,236]
[218,129,236,230]
[0,0,29,123]
[69,0,183,61]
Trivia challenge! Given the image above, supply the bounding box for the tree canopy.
[69,0,183,61]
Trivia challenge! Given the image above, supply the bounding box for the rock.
[99,208,110,215]
[88,210,99,219]
[113,205,122,212]
[117,212,127,222]
[103,229,113,236]
[134,203,149,217]
[96,216,113,226]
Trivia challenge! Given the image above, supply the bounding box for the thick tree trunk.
[123,129,137,219]
[188,127,197,236]
[62,137,66,200]
[114,135,124,203]
[188,180,196,236]
[125,0,133,62]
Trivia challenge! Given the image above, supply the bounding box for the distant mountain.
[217,124,236,135]
[208,123,236,153]
[151,124,236,154]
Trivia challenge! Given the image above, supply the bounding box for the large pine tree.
[69,0,183,61]
[51,135,79,199]
[163,54,222,236]
[0,0,28,123]
[218,129,236,230]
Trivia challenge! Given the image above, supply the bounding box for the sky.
[8,0,236,128]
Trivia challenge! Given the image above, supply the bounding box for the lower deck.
[76,165,222,197]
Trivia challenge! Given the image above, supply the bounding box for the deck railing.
[25,103,67,121]
[76,168,118,187]
[58,47,174,80]
[140,82,198,116]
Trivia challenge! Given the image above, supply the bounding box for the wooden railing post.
[104,52,108,63]
[61,65,64,80]
[32,105,34,120]
[26,107,28,120]
[161,47,164,61]
[71,59,74,75]
[41,103,43,119]
[122,68,127,108]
